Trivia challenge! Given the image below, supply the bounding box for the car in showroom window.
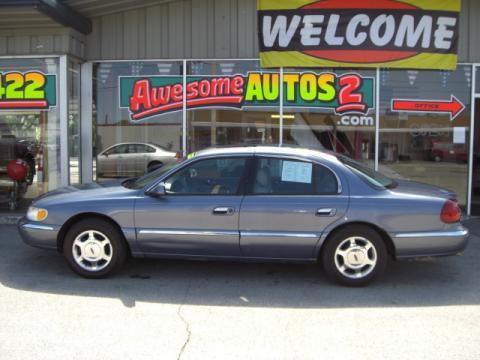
[18,146,468,287]
[97,142,180,179]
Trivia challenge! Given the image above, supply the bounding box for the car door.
[133,144,150,174]
[135,156,251,257]
[98,144,126,177]
[239,156,349,260]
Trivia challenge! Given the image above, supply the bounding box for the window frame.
[246,155,341,196]
[160,155,253,196]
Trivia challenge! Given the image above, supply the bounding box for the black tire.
[322,225,387,287]
[63,218,127,279]
[25,157,35,185]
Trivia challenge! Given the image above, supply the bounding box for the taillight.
[440,200,461,223]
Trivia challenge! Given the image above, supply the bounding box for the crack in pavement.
[177,280,192,360]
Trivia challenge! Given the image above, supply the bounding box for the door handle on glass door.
[316,208,336,216]
[212,207,234,215]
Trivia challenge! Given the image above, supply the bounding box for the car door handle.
[212,207,235,215]
[316,208,336,216]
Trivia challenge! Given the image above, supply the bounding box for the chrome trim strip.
[137,229,238,236]
[393,230,469,238]
[241,231,319,238]
[22,224,55,231]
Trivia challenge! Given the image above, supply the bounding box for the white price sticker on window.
[281,161,312,184]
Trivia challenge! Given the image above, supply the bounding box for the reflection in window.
[282,69,376,169]
[379,67,471,205]
[187,61,280,152]
[93,61,183,180]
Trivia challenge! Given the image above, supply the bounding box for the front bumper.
[392,227,469,259]
[17,218,60,250]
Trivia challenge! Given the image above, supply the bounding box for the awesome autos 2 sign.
[258,0,460,69]
[119,72,374,122]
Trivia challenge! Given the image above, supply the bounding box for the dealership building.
[0,0,480,213]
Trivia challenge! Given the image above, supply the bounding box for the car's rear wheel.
[63,218,127,278]
[322,225,387,286]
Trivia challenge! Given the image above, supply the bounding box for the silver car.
[97,142,179,177]
[18,146,468,286]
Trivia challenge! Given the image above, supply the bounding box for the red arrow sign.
[391,95,465,121]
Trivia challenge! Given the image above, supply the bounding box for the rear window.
[338,155,396,189]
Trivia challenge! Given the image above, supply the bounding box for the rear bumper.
[391,227,469,259]
[17,218,60,250]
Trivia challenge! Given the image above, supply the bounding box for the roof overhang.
[0,0,92,34]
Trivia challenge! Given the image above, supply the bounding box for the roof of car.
[193,146,339,163]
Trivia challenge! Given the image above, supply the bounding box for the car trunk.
[391,179,457,201]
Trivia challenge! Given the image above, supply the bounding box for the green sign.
[119,72,374,121]
[0,71,56,110]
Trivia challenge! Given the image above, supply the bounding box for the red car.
[430,141,468,163]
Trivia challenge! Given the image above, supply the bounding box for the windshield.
[337,155,396,189]
[124,161,182,189]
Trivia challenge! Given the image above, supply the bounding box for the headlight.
[26,207,48,222]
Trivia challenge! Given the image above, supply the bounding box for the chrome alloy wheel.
[334,236,377,279]
[72,230,113,272]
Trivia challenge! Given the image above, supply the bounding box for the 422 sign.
[0,71,57,110]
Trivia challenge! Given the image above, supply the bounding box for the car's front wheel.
[322,225,387,286]
[63,218,127,278]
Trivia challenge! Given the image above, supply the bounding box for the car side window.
[163,157,247,195]
[252,158,314,195]
[315,165,338,195]
[106,145,127,155]
[134,144,150,153]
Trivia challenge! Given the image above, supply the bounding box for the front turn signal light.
[26,207,49,222]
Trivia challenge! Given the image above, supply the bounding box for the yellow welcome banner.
[258,0,461,69]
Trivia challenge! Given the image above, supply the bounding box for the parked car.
[96,142,181,178]
[19,146,468,286]
[430,141,468,163]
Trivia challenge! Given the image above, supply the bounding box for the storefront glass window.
[93,61,183,180]
[0,58,61,210]
[379,66,472,205]
[282,69,376,167]
[187,60,280,152]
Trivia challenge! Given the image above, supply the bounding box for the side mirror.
[145,183,166,197]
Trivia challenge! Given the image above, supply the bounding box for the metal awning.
[0,0,175,34]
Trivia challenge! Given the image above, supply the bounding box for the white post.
[279,66,284,146]
[375,68,380,171]
[182,60,187,156]
[80,62,93,183]
[59,55,70,187]
[467,65,476,216]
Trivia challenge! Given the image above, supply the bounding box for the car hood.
[32,179,138,206]
[391,179,456,200]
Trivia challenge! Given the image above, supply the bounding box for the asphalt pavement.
[0,221,479,360]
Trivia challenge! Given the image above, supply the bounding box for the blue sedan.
[18,146,468,286]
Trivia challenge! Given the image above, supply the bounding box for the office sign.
[258,0,460,70]
[0,71,56,110]
[119,72,374,122]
